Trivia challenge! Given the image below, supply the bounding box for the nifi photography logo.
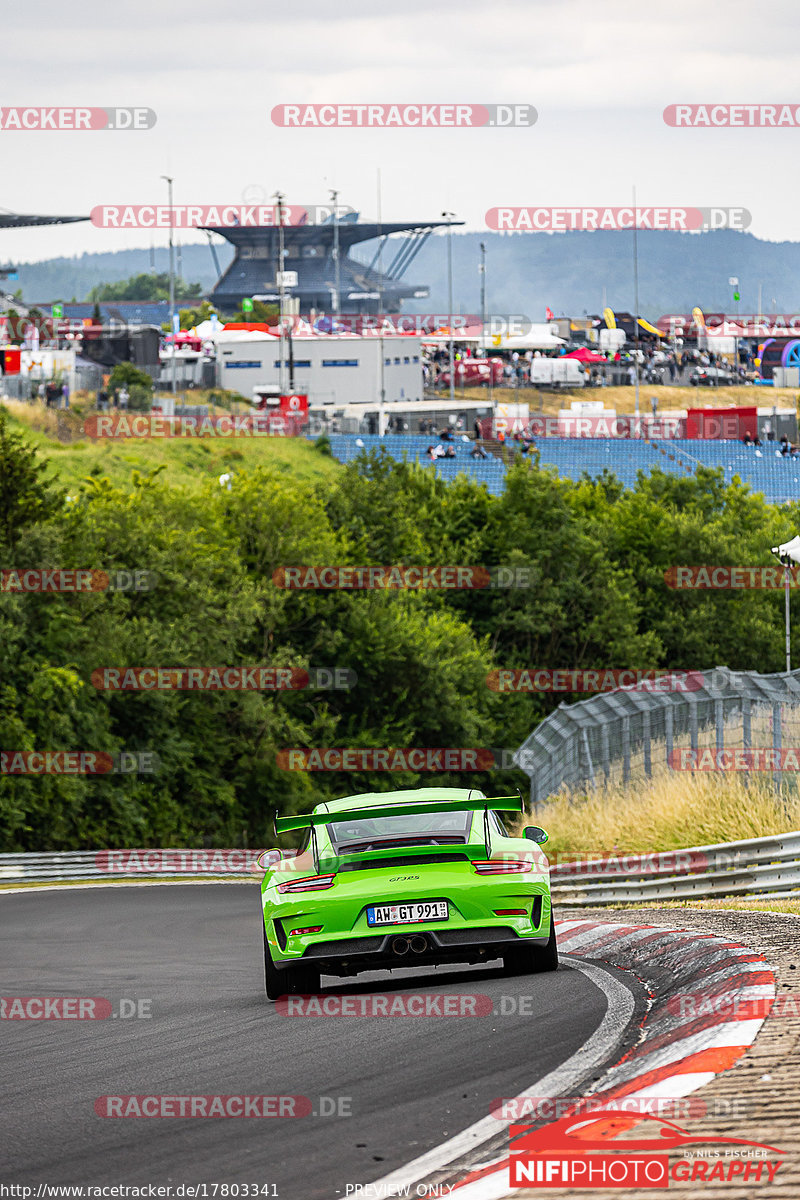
[508,1108,784,1188]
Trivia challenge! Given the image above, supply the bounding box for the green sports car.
[260,786,557,999]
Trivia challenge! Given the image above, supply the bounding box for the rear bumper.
[276,924,550,975]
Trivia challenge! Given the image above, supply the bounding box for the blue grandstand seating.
[318,434,800,506]
[320,434,508,496]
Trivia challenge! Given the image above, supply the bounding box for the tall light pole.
[274,191,286,396]
[442,212,456,404]
[161,175,176,397]
[480,240,495,428]
[632,185,640,430]
[479,242,487,354]
[329,189,340,316]
[377,169,385,436]
[772,536,800,672]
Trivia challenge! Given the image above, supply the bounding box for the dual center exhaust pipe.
[392,933,428,956]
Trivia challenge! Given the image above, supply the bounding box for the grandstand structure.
[322,433,800,506]
[324,434,508,495]
[202,216,461,313]
[531,437,800,506]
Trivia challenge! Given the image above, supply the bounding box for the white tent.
[492,324,565,351]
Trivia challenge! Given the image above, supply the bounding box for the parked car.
[689,366,736,386]
[529,358,586,389]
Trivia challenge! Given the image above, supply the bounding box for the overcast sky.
[2,0,800,266]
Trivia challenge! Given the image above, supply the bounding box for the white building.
[216,331,423,407]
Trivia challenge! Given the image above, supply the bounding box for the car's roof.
[315,787,486,815]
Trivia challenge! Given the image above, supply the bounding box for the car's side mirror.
[256,849,283,871]
[523,826,548,844]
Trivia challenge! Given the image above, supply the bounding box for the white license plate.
[367,901,448,926]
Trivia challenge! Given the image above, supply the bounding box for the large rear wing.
[274,794,523,835]
[274,793,524,869]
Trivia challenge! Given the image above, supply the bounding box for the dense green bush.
[1,416,797,850]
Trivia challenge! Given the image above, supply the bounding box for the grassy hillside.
[3,399,340,492]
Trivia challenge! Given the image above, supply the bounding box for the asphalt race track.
[1,885,627,1198]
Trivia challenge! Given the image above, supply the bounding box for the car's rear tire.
[503,914,559,975]
[263,926,321,1000]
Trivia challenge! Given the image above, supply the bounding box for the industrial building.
[216,329,423,408]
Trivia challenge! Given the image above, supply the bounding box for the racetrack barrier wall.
[2,833,800,904]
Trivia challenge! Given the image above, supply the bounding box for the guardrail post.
[600,722,611,781]
[581,729,597,790]
[642,709,652,778]
[622,716,631,784]
[715,698,724,754]
[664,705,674,767]
[742,698,751,749]
[773,702,783,796]
[690,703,699,753]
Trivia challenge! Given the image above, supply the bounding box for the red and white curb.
[371,917,776,1199]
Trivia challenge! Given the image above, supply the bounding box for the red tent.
[563,347,608,363]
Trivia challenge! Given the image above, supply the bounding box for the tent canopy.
[563,347,607,363]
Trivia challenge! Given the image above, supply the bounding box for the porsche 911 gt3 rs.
[260,787,556,999]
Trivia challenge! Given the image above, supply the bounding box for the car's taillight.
[289,925,323,936]
[277,874,336,893]
[471,859,532,875]
[494,908,528,916]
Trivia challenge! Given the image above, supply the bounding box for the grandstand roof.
[0,211,87,228]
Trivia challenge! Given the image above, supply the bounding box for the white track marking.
[366,956,635,1195]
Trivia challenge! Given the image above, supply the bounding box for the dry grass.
[480,385,800,415]
[511,773,800,857]
[603,898,800,916]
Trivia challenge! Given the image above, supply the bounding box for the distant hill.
[7,229,800,319]
[370,228,800,320]
[11,243,233,307]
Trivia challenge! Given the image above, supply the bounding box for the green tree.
[87,273,202,304]
[229,299,279,324]
[107,363,154,411]
[0,408,64,551]
[178,300,218,330]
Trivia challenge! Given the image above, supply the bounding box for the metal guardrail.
[550,830,800,905]
[2,835,800,905]
[0,850,273,883]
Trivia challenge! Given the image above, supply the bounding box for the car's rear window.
[329,810,472,849]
